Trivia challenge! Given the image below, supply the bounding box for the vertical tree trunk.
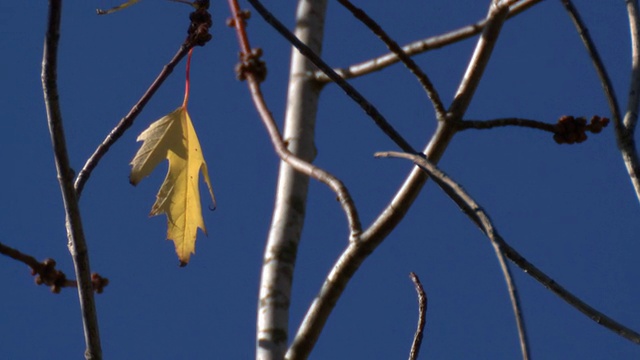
[256,1,327,359]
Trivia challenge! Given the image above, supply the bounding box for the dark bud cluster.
[187,1,212,47]
[91,273,109,294]
[553,115,609,144]
[32,258,67,294]
[235,47,267,83]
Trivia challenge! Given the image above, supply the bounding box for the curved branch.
[459,117,557,132]
[622,0,640,203]
[41,1,102,358]
[74,43,192,198]
[376,150,640,346]
[237,1,332,359]
[287,3,512,358]
[246,0,418,155]
[561,0,640,204]
[314,0,543,82]
[337,0,446,119]
[408,272,428,360]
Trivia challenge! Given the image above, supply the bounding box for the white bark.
[256,1,328,359]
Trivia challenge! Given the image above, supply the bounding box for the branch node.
[91,273,110,294]
[31,258,67,294]
[186,2,213,47]
[235,48,267,83]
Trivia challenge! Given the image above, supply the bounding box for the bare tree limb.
[375,150,640,346]
[246,0,418,155]
[41,1,102,358]
[337,0,447,119]
[622,0,640,203]
[408,272,427,360]
[625,0,640,135]
[459,117,557,132]
[239,0,331,359]
[287,3,512,359]
[560,0,640,204]
[74,44,191,198]
[228,0,361,240]
[0,241,109,294]
[314,0,544,83]
[448,1,509,118]
[459,115,610,145]
[560,0,622,124]
[74,1,215,198]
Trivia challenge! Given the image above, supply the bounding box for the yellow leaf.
[130,107,215,265]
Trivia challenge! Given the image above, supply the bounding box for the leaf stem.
[183,48,194,108]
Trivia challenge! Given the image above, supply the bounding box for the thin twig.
[376,151,640,345]
[41,1,102,358]
[408,272,427,360]
[228,0,361,240]
[560,0,640,204]
[625,0,640,135]
[1,241,110,293]
[246,0,418,155]
[560,0,622,125]
[287,3,513,358]
[622,0,640,203]
[459,117,556,132]
[75,0,216,198]
[315,0,544,83]
[337,0,446,119]
[461,115,610,145]
[489,237,530,360]
[74,44,192,197]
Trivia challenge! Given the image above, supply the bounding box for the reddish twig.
[1,241,109,294]
[74,3,212,197]
[459,115,609,144]
[408,272,427,360]
[227,1,361,239]
[228,3,362,357]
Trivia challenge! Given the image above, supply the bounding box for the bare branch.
[0,241,109,294]
[238,0,331,358]
[375,151,640,345]
[449,1,509,118]
[228,2,362,240]
[246,0,418,155]
[460,115,610,145]
[625,0,640,134]
[459,117,557,132]
[408,272,427,360]
[622,0,640,203]
[560,0,640,204]
[287,3,513,358]
[74,3,214,197]
[560,0,622,124]
[337,0,446,119]
[315,0,544,82]
[41,1,102,358]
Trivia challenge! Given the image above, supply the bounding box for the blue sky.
[2,0,639,359]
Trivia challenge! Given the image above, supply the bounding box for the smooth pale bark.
[256,1,327,359]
